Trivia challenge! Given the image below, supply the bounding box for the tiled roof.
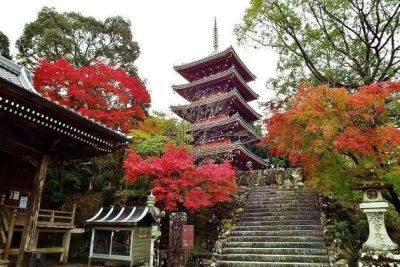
[170,89,262,120]
[0,56,36,93]
[194,142,268,166]
[86,206,154,226]
[172,67,259,101]
[189,114,262,140]
[174,47,256,82]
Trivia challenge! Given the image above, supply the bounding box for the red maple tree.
[124,145,237,212]
[34,59,151,132]
[262,82,400,191]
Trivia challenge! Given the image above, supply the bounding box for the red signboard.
[182,225,194,250]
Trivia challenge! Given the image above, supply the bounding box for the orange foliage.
[262,82,400,181]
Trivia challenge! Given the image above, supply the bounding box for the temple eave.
[174,47,256,82]
[170,90,262,122]
[194,143,268,170]
[188,115,262,140]
[171,68,259,102]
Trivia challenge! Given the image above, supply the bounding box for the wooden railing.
[37,207,76,227]
[3,205,76,228]
[0,195,17,260]
[1,195,77,262]
[0,195,9,243]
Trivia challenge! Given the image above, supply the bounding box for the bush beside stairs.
[217,186,329,267]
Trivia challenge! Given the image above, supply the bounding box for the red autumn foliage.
[262,82,400,182]
[34,59,151,132]
[123,145,237,212]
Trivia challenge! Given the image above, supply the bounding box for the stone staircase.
[218,186,329,267]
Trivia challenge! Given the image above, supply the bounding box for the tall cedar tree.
[34,58,150,132]
[263,82,400,211]
[17,7,140,76]
[0,31,11,59]
[124,145,237,212]
[236,0,400,95]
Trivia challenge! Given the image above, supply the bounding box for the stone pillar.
[353,181,400,265]
[361,202,397,252]
[147,192,164,267]
[168,212,187,267]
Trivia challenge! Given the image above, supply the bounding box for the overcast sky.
[0,0,278,116]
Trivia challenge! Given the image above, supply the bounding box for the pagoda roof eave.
[194,143,268,167]
[188,114,262,141]
[170,89,262,121]
[172,68,259,101]
[173,47,256,82]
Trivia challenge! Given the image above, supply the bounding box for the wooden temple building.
[171,44,268,170]
[0,55,130,266]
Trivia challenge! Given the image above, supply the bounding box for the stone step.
[222,247,328,255]
[237,220,320,226]
[247,199,316,203]
[230,230,324,237]
[249,194,317,198]
[238,215,321,221]
[248,193,317,198]
[246,199,318,207]
[223,241,326,249]
[246,199,318,203]
[250,187,314,191]
[247,198,318,202]
[227,236,325,243]
[233,225,322,231]
[249,190,317,196]
[218,186,328,266]
[244,206,319,212]
[245,203,319,209]
[242,211,320,217]
[218,261,329,267]
[221,254,329,263]
[244,206,320,212]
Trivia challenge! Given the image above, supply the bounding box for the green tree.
[129,112,193,158]
[0,31,11,59]
[17,7,140,76]
[236,0,400,95]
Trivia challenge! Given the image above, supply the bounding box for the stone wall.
[236,168,304,188]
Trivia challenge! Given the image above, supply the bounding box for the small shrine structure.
[0,55,130,266]
[86,193,164,267]
[171,21,267,170]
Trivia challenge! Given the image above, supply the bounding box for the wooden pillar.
[16,154,50,267]
[33,229,40,250]
[168,212,187,267]
[60,230,71,264]
[4,210,17,260]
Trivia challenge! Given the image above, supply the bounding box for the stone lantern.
[353,180,400,265]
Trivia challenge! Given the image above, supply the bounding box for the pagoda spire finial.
[213,17,219,53]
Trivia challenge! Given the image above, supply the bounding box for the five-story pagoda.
[171,21,267,170]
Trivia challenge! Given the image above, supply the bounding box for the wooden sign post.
[182,224,194,265]
[182,225,194,250]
